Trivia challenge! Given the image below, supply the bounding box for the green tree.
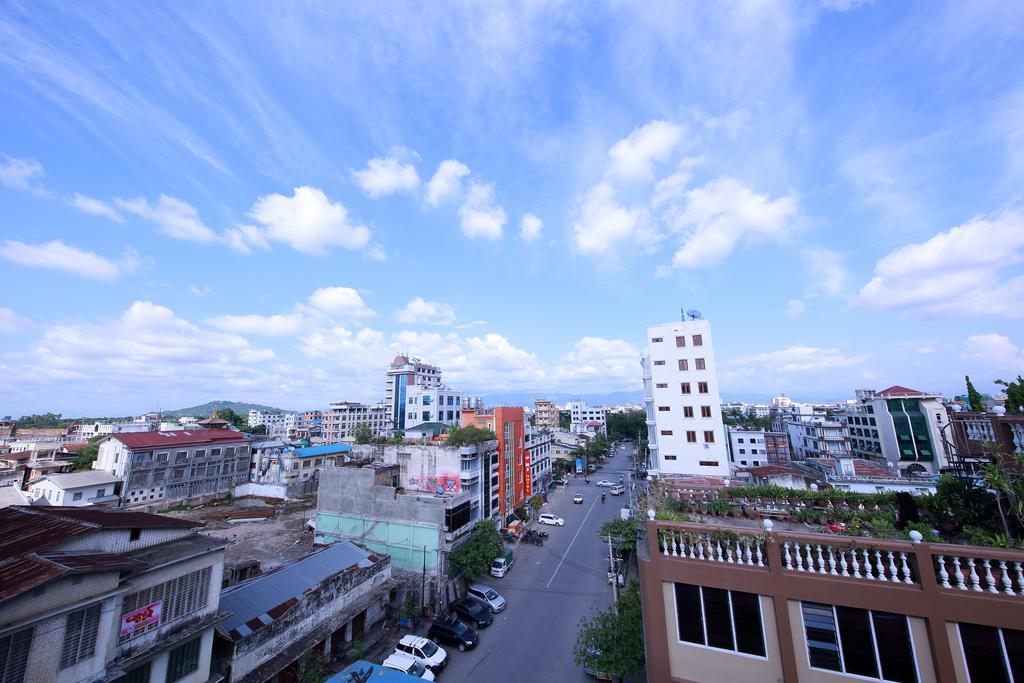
[995,376,1024,415]
[965,375,985,413]
[559,410,571,430]
[574,580,645,680]
[449,520,503,578]
[70,446,98,472]
[246,424,267,436]
[214,408,248,429]
[597,516,642,551]
[296,652,325,683]
[447,425,496,447]
[387,430,405,444]
[14,412,66,429]
[353,423,373,444]
[606,409,646,440]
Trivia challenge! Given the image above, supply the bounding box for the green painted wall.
[316,512,440,571]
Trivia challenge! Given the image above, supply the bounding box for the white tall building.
[403,385,463,428]
[844,386,949,473]
[567,400,607,435]
[385,355,443,430]
[642,317,728,476]
[246,410,299,438]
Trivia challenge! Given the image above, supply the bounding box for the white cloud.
[0,307,29,334]
[425,160,471,207]
[364,244,387,262]
[804,246,846,296]
[307,286,376,319]
[250,186,371,255]
[519,213,542,242]
[189,285,212,297]
[455,320,487,329]
[607,120,686,182]
[116,194,216,243]
[0,155,47,194]
[351,155,421,198]
[207,313,303,336]
[962,334,1024,372]
[66,193,122,222]
[0,240,139,281]
[553,337,641,391]
[785,300,806,317]
[669,177,798,269]
[855,208,1024,317]
[458,181,506,240]
[726,345,865,375]
[393,297,457,326]
[390,330,546,389]
[572,181,648,254]
[222,224,271,255]
[651,169,694,208]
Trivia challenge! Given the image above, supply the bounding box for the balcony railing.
[651,519,1024,599]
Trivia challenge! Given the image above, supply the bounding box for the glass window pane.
[836,607,877,678]
[1002,628,1024,683]
[802,602,841,672]
[674,583,704,645]
[871,611,916,683]
[959,623,1009,683]
[731,591,765,657]
[702,587,734,651]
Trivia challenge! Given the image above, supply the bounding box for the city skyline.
[2,3,1023,415]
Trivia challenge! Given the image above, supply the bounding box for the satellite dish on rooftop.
[686,309,703,320]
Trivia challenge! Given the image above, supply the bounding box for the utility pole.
[608,533,618,613]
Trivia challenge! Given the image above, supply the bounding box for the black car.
[449,596,493,628]
[427,615,479,652]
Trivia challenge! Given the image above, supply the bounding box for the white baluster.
[968,558,982,592]
[862,549,874,579]
[839,548,850,577]
[875,550,888,581]
[661,531,669,557]
[983,559,998,593]
[1014,561,1024,595]
[783,542,793,570]
[795,543,805,572]
[726,540,735,563]
[697,538,706,561]
[936,555,950,588]
[668,531,677,557]
[688,537,696,559]
[815,544,826,574]
[743,540,753,566]
[755,542,764,567]
[999,561,1014,595]
[887,551,898,582]
[850,547,861,578]
[715,540,724,562]
[899,552,912,584]
[827,547,839,576]
[952,556,967,590]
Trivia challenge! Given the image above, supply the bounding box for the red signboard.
[120,601,162,637]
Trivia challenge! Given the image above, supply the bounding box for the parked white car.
[538,513,565,526]
[382,652,436,680]
[394,635,447,672]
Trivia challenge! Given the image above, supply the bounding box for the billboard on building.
[120,601,162,637]
[575,457,583,473]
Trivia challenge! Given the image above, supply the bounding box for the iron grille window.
[60,603,101,669]
[673,583,765,657]
[165,637,200,682]
[801,601,916,682]
[0,628,33,683]
[119,567,212,642]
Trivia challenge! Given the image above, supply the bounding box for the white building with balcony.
[642,317,728,477]
[322,401,392,442]
[28,470,121,506]
[567,401,607,435]
[246,410,299,439]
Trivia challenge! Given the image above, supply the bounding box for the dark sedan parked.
[449,596,493,628]
[427,615,479,652]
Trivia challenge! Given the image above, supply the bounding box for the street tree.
[449,520,503,578]
[353,423,373,444]
[995,376,1024,415]
[965,375,985,413]
[574,579,645,680]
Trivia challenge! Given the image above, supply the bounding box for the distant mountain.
[480,390,644,408]
[164,400,300,418]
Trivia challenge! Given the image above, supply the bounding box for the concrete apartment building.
[248,441,353,498]
[386,355,442,431]
[640,514,1024,682]
[322,401,392,441]
[525,428,553,494]
[643,317,728,477]
[785,418,850,461]
[845,386,949,473]
[213,541,395,683]
[94,429,252,508]
[245,410,298,439]
[0,506,226,683]
[315,465,473,611]
[533,399,559,431]
[568,400,608,435]
[727,428,770,468]
[403,384,464,431]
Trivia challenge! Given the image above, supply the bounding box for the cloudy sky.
[1,1,1023,416]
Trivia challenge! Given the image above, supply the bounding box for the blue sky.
[1,1,1023,416]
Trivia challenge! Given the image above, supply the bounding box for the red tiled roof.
[109,428,250,450]
[60,442,89,452]
[852,459,893,477]
[875,385,927,397]
[743,465,806,478]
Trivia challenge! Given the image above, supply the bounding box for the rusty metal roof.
[23,506,203,529]
[0,507,93,560]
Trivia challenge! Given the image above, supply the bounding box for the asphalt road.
[438,441,638,682]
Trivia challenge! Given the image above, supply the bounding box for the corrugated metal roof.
[37,470,120,489]
[0,507,93,560]
[294,443,351,458]
[0,555,66,602]
[109,429,251,450]
[217,541,377,640]
[24,506,202,529]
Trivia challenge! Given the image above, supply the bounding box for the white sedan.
[538,513,565,526]
[596,480,615,487]
[573,493,584,504]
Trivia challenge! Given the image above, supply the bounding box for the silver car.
[467,583,506,613]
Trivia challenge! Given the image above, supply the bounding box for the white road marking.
[546,497,598,589]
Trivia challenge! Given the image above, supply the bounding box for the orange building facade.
[462,407,528,519]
